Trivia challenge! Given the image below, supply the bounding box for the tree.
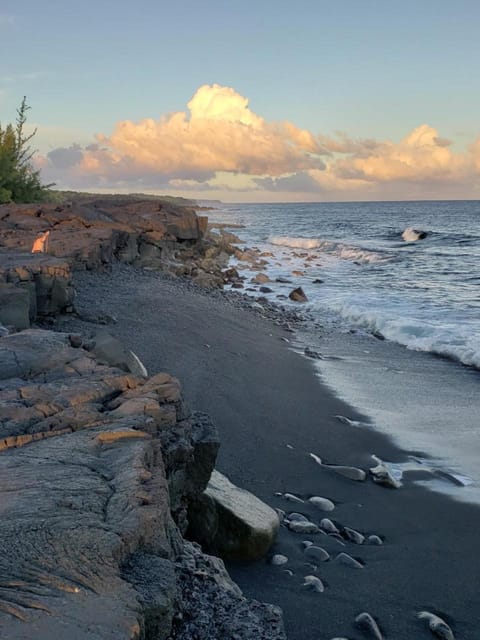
[0,97,53,203]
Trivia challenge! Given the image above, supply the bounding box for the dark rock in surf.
[289,287,308,303]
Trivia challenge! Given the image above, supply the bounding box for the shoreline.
[54,262,480,640]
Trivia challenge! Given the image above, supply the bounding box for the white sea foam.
[329,302,480,369]
[269,236,389,264]
[270,236,321,249]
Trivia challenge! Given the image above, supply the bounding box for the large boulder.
[188,470,280,561]
[86,330,148,377]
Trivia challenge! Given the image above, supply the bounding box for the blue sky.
[1,1,479,201]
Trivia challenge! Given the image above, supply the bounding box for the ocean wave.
[269,236,322,249]
[269,236,390,264]
[329,302,480,369]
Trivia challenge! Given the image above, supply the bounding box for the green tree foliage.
[0,97,53,203]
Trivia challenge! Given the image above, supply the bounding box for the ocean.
[207,200,480,502]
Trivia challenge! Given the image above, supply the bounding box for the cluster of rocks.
[0,328,285,639]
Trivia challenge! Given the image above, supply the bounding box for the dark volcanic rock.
[0,328,284,639]
[289,286,308,302]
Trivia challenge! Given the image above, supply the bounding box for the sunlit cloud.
[38,84,480,200]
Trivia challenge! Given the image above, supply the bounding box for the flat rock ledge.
[188,469,280,561]
[0,329,285,640]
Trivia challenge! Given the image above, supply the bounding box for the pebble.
[324,464,367,481]
[320,518,339,534]
[335,553,364,569]
[287,513,309,522]
[343,527,365,545]
[369,455,402,489]
[284,492,304,503]
[304,545,330,562]
[270,554,288,566]
[367,535,383,546]
[301,540,313,549]
[355,612,383,639]
[417,611,455,640]
[309,452,322,465]
[288,520,320,534]
[308,496,335,511]
[283,569,294,576]
[302,575,325,593]
[304,347,323,359]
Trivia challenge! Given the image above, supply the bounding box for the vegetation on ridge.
[0,97,53,203]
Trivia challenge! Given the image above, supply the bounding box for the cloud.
[337,124,466,183]
[39,84,327,190]
[38,84,480,200]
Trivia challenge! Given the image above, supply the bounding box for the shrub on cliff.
[0,97,53,203]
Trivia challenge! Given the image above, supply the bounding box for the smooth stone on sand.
[320,518,339,534]
[369,455,402,489]
[342,527,365,545]
[308,496,335,511]
[324,464,367,482]
[301,540,313,549]
[355,612,384,640]
[417,611,455,640]
[284,492,304,503]
[287,513,309,522]
[367,535,383,546]
[302,575,325,593]
[309,452,322,465]
[270,554,288,566]
[288,520,320,534]
[304,545,330,562]
[335,553,364,569]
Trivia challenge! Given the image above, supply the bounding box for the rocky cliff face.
[0,196,234,332]
[0,197,207,271]
[0,329,284,639]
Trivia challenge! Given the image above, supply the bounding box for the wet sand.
[56,264,480,640]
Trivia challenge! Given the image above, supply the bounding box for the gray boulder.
[87,330,148,377]
[188,470,280,560]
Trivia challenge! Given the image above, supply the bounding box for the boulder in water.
[289,287,308,302]
[402,227,428,241]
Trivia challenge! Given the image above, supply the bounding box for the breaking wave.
[329,302,480,369]
[269,236,321,249]
[269,236,390,264]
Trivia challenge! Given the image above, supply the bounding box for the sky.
[1,0,479,202]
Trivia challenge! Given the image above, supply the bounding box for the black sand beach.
[56,264,480,640]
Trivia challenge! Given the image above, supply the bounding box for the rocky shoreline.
[0,197,287,639]
[2,196,479,640]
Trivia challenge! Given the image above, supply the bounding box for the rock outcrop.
[0,329,285,639]
[0,250,74,328]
